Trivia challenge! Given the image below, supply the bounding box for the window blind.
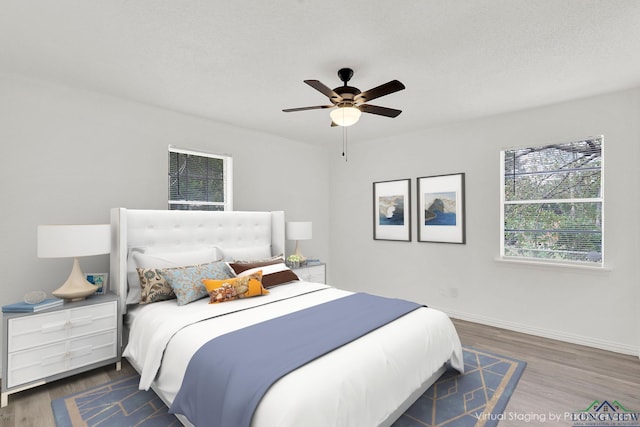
[168,147,233,211]
[501,137,603,264]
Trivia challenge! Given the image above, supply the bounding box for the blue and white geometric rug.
[393,347,527,427]
[52,375,180,427]
[52,347,525,427]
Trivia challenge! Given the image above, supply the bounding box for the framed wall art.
[373,178,411,241]
[417,173,466,244]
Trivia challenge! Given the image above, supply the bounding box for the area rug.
[52,375,181,427]
[392,347,527,427]
[52,347,525,427]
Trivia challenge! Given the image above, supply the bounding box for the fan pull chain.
[342,126,348,162]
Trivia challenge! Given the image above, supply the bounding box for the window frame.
[499,136,604,268]
[168,146,233,211]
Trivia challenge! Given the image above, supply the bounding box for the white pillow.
[134,248,220,269]
[126,247,145,305]
[126,247,221,304]
[222,245,272,262]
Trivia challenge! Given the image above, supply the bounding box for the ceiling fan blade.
[304,80,341,100]
[330,121,338,127]
[358,104,403,118]
[355,80,405,103]
[282,105,334,112]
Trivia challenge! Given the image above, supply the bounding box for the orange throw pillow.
[202,271,269,304]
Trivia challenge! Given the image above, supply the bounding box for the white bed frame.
[109,207,449,427]
[110,208,285,314]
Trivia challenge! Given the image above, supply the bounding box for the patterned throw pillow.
[129,247,220,305]
[202,271,269,304]
[136,268,176,304]
[161,261,234,306]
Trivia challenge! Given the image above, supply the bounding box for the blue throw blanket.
[169,292,422,427]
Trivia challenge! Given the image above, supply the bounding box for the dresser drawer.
[6,329,117,389]
[7,301,117,352]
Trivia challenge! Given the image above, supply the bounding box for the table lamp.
[37,224,111,301]
[286,221,312,262]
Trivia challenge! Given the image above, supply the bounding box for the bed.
[110,208,463,427]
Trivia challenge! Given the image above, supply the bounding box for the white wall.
[1,72,637,361]
[0,73,330,315]
[329,87,640,356]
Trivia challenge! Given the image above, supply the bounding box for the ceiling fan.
[283,68,405,127]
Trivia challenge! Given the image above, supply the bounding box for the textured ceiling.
[2,1,640,146]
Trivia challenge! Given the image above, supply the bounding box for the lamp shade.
[286,221,312,241]
[330,106,362,127]
[38,224,111,301]
[38,224,111,258]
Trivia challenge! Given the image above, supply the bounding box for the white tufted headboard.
[110,208,285,313]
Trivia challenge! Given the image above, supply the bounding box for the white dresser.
[292,262,326,283]
[1,293,121,407]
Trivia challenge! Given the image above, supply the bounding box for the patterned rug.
[52,347,525,427]
[52,375,181,427]
[393,347,527,427]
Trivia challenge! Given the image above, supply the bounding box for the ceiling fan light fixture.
[330,106,361,127]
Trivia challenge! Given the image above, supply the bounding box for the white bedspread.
[124,282,332,389]
[124,282,463,427]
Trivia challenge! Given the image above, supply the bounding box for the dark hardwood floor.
[0,319,638,426]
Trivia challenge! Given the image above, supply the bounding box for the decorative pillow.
[228,258,299,288]
[136,268,176,304]
[129,248,220,304]
[202,271,269,304]
[161,261,234,306]
[222,245,272,262]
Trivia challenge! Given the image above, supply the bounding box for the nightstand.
[293,262,326,283]
[1,293,121,407]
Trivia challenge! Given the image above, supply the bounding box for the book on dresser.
[2,298,63,313]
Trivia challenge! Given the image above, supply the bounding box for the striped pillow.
[228,258,299,288]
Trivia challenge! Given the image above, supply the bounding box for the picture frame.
[85,273,108,294]
[417,173,466,244]
[373,178,411,241]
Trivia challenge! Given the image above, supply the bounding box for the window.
[500,136,603,265]
[168,147,233,211]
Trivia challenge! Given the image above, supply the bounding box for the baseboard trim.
[438,307,639,358]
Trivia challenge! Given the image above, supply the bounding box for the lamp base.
[293,241,306,263]
[52,258,99,301]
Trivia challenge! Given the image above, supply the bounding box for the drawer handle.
[41,321,67,334]
[41,352,67,366]
[40,316,92,333]
[40,345,93,365]
[69,316,93,327]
